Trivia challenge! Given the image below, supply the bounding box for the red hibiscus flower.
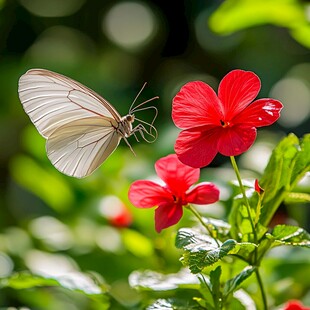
[172,69,283,168]
[283,300,310,310]
[128,154,220,233]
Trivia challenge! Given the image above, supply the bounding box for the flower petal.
[154,202,183,233]
[174,126,220,168]
[128,180,172,208]
[155,154,200,195]
[186,182,220,204]
[218,70,261,119]
[217,125,257,156]
[233,98,283,127]
[172,81,223,129]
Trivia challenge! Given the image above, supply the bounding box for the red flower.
[172,69,283,168]
[99,196,132,228]
[283,300,310,310]
[128,154,220,233]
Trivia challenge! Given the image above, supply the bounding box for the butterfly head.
[119,114,135,138]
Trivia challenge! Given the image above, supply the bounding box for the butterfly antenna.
[130,96,159,113]
[129,82,147,113]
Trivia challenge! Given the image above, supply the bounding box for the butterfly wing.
[47,117,121,178]
[18,69,124,178]
[18,69,122,138]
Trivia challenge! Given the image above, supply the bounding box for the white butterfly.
[18,69,158,178]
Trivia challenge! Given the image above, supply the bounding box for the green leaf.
[210,266,222,308]
[129,269,200,291]
[284,192,310,204]
[268,224,310,247]
[259,134,309,227]
[177,229,237,274]
[201,218,231,239]
[175,227,218,250]
[197,275,215,309]
[121,228,154,257]
[228,196,257,242]
[290,23,310,49]
[209,0,305,33]
[0,272,110,307]
[210,266,221,292]
[290,134,310,187]
[229,242,257,258]
[146,298,203,310]
[0,272,59,289]
[10,155,74,212]
[223,266,256,297]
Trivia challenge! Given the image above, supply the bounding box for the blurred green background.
[0,0,309,309]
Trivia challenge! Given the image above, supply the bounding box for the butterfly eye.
[126,115,134,122]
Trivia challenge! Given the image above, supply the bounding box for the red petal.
[155,154,199,195]
[128,180,172,208]
[283,300,308,310]
[174,126,220,168]
[154,202,183,233]
[233,98,283,127]
[172,81,223,129]
[218,70,261,119]
[186,182,220,204]
[254,179,264,194]
[217,125,257,156]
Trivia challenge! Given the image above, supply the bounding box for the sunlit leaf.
[209,0,305,34]
[0,272,58,289]
[176,228,237,273]
[284,192,310,204]
[121,228,154,257]
[229,242,257,258]
[201,218,231,239]
[0,272,109,306]
[175,227,218,250]
[129,269,199,291]
[146,298,202,310]
[268,224,310,247]
[290,23,310,49]
[10,155,74,212]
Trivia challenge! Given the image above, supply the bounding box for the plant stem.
[255,269,268,310]
[229,156,257,245]
[186,204,220,247]
[230,156,268,310]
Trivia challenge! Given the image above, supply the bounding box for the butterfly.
[18,69,158,178]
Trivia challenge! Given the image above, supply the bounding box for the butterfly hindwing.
[46,117,121,178]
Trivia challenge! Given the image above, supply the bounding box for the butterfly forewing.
[18,69,126,178]
[18,69,121,138]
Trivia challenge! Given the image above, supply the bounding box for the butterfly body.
[18,69,156,178]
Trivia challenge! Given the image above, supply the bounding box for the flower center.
[220,119,231,128]
[172,194,185,206]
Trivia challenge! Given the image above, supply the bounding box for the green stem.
[255,269,268,310]
[230,156,257,245]
[230,156,267,310]
[186,204,220,247]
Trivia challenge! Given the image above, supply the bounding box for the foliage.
[130,134,310,309]
[0,0,309,309]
